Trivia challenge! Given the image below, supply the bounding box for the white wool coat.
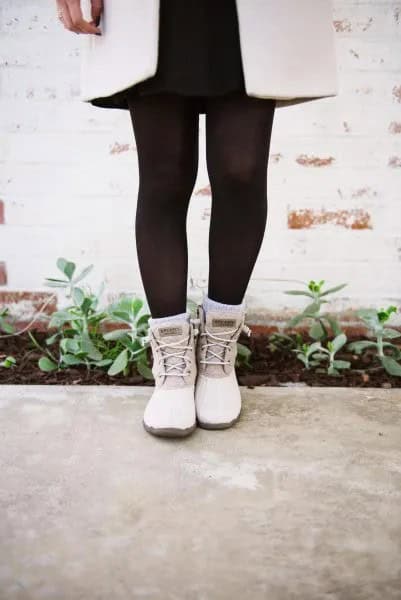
[81,0,339,108]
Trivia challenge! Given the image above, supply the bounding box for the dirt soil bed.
[1,331,400,388]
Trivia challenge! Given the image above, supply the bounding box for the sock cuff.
[149,311,190,327]
[202,293,246,314]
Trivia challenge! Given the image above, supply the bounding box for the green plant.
[236,342,252,369]
[285,279,347,341]
[268,331,303,354]
[348,306,401,377]
[33,258,153,378]
[292,341,324,370]
[102,295,152,377]
[313,333,351,377]
[0,307,14,334]
[292,334,350,376]
[0,355,16,368]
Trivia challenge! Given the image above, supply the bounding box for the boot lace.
[194,321,251,366]
[145,327,198,378]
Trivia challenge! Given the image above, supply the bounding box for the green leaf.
[108,349,129,376]
[57,258,76,280]
[325,316,343,337]
[131,297,144,317]
[45,278,68,288]
[49,310,74,325]
[328,366,341,377]
[73,287,85,307]
[382,328,401,340]
[312,352,328,361]
[347,340,377,354]
[0,321,14,334]
[356,309,380,327]
[1,356,16,368]
[319,283,348,297]
[45,333,59,345]
[296,355,308,367]
[284,290,315,298]
[61,354,83,366]
[109,310,131,323]
[72,264,94,284]
[381,356,401,377]
[308,341,323,354]
[303,302,321,316]
[81,334,103,361]
[332,360,351,369]
[136,359,154,380]
[95,358,113,368]
[309,321,325,341]
[331,333,347,354]
[60,338,80,354]
[103,328,131,341]
[38,356,58,372]
[287,314,305,328]
[136,314,150,329]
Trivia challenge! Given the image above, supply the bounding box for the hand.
[56,0,103,35]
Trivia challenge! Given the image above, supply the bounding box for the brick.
[287,208,373,230]
[0,263,7,286]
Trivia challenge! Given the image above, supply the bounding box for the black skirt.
[90,0,246,113]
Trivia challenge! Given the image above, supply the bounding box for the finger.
[57,0,78,33]
[67,1,101,34]
[91,0,103,27]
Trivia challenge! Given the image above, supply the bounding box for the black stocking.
[205,91,276,304]
[128,91,275,317]
[128,93,199,318]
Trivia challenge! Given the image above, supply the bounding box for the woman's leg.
[204,91,276,304]
[127,93,199,318]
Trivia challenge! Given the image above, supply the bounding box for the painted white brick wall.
[0,0,401,323]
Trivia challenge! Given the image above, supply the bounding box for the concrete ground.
[0,385,401,600]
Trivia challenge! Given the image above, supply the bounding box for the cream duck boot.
[193,304,251,429]
[143,317,198,438]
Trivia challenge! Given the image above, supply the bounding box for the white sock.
[149,311,190,328]
[202,294,245,314]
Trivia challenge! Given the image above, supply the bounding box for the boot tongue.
[205,310,243,336]
[152,321,191,382]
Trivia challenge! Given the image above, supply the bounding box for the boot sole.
[143,420,197,438]
[197,412,241,430]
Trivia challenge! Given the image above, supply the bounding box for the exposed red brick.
[296,154,335,167]
[0,291,57,330]
[392,85,401,103]
[287,208,372,230]
[333,19,352,32]
[389,121,401,134]
[195,185,211,196]
[0,200,4,224]
[388,156,401,168]
[0,291,57,312]
[0,262,7,286]
[110,142,131,155]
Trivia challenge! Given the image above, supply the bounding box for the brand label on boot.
[211,318,237,328]
[159,326,183,337]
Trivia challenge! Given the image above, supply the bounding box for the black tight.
[128,91,276,318]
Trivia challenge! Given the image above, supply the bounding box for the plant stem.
[377,334,384,358]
